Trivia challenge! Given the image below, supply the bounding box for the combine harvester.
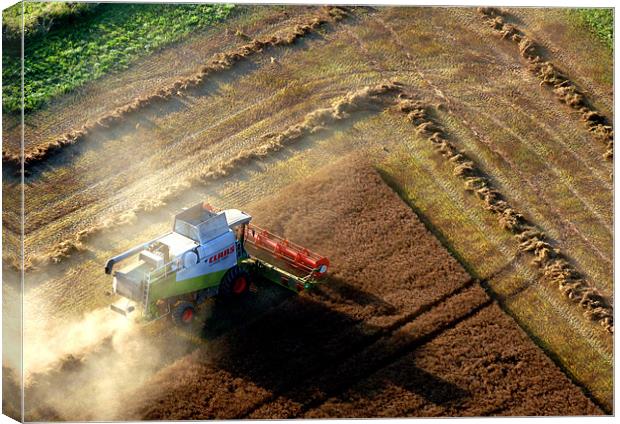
[105,202,329,326]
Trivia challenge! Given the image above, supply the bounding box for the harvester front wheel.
[219,266,250,299]
[171,301,196,327]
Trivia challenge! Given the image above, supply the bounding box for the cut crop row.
[395,93,612,333]
[2,6,350,171]
[478,7,613,161]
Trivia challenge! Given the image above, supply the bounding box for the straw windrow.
[23,82,401,271]
[396,94,613,333]
[478,7,613,161]
[3,6,350,171]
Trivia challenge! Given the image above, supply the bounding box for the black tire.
[171,301,196,327]
[219,266,250,299]
[195,288,211,305]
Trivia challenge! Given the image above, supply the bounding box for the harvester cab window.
[174,203,228,244]
[160,243,170,264]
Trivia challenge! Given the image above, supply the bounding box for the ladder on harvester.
[141,279,150,314]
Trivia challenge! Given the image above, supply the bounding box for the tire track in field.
[458,83,612,186]
[535,284,612,364]
[445,100,613,269]
[247,286,493,418]
[449,87,612,191]
[507,9,613,116]
[479,108,612,243]
[2,6,350,171]
[22,82,402,271]
[477,7,613,161]
[242,279,481,418]
[395,95,613,333]
[486,93,611,188]
[372,16,451,104]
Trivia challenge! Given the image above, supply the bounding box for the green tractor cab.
[105,202,329,325]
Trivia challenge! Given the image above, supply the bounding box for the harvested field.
[306,304,602,417]
[118,159,598,419]
[477,7,613,160]
[395,96,612,331]
[2,4,612,420]
[2,6,349,169]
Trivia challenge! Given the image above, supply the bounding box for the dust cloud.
[12,301,194,420]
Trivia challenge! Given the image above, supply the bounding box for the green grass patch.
[571,8,613,50]
[2,2,235,113]
[3,1,99,41]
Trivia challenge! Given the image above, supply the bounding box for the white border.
[0,1,616,424]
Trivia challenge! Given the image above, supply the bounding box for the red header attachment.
[245,224,329,277]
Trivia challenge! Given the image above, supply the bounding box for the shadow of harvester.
[189,277,470,418]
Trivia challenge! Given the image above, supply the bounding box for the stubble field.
[2,4,613,419]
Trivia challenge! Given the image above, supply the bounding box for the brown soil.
[117,158,601,419]
[305,303,602,417]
